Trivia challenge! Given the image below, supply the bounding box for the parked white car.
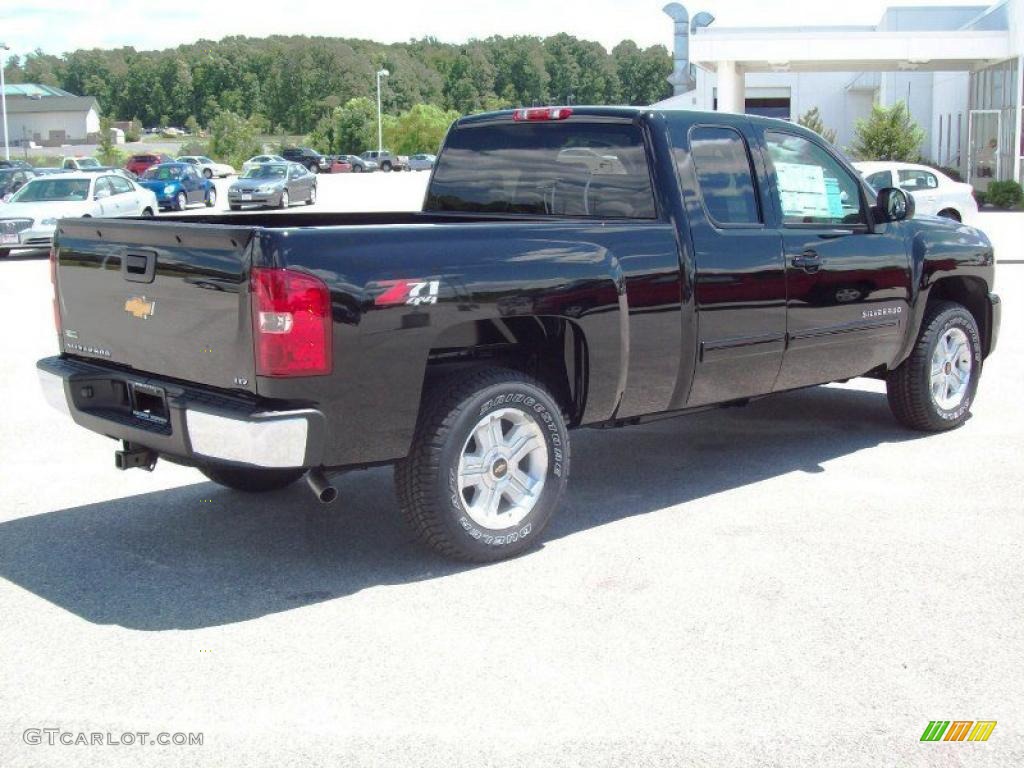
[0,173,157,257]
[177,155,236,179]
[854,161,978,223]
[241,154,287,173]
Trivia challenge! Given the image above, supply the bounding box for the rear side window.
[426,121,656,219]
[687,126,761,226]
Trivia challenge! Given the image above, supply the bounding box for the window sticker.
[775,162,832,219]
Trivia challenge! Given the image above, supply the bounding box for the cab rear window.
[425,121,656,219]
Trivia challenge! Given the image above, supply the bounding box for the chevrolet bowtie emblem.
[124,296,155,319]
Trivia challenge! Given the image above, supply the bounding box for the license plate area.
[130,382,169,425]
[1,233,18,244]
[241,194,252,201]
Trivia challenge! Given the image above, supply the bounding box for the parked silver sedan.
[227,162,317,210]
[408,153,436,172]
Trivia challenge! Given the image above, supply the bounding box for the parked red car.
[327,156,353,173]
[125,153,174,177]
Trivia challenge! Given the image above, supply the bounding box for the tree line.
[2,34,673,135]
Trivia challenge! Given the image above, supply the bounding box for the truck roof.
[455,105,821,139]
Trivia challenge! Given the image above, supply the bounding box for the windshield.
[242,164,287,180]
[10,178,91,203]
[143,166,184,180]
[77,159,100,168]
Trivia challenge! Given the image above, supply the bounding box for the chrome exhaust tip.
[305,467,337,504]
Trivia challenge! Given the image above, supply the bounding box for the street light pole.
[376,68,389,153]
[0,43,10,161]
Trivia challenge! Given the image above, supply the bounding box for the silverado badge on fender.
[124,296,156,319]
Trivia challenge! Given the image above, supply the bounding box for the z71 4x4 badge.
[373,279,441,307]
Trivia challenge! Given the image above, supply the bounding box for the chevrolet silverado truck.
[38,106,1001,562]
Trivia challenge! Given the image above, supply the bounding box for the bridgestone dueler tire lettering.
[395,367,571,562]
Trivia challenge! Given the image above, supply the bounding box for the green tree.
[613,41,672,105]
[208,110,263,168]
[96,115,118,165]
[386,104,459,154]
[185,115,200,136]
[797,107,837,144]
[326,97,379,154]
[852,102,925,161]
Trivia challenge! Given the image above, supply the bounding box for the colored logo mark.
[920,720,996,742]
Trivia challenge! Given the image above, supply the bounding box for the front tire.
[937,208,962,222]
[395,367,570,562]
[381,161,392,172]
[199,464,305,493]
[887,301,982,431]
[205,188,217,208]
[175,191,187,211]
[278,189,289,209]
[306,185,317,205]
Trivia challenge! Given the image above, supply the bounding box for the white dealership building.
[655,0,1024,189]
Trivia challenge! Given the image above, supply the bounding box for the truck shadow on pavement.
[0,385,919,630]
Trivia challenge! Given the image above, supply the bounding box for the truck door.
[754,129,911,390]
[669,119,787,406]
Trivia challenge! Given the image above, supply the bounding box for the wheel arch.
[424,316,590,426]
[926,275,993,357]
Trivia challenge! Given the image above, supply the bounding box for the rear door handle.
[792,250,822,273]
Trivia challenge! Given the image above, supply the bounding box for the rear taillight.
[251,267,332,377]
[512,107,573,122]
[50,246,61,335]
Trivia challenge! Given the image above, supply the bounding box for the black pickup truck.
[38,106,1000,562]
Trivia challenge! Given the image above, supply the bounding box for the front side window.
[426,121,656,219]
[864,170,894,191]
[764,131,865,226]
[897,169,938,190]
[687,126,761,226]
[108,176,133,195]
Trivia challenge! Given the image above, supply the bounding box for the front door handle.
[792,250,822,273]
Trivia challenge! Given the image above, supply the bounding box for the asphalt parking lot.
[1,179,1022,766]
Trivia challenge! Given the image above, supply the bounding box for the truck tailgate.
[54,218,259,393]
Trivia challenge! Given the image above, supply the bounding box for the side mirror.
[875,187,914,223]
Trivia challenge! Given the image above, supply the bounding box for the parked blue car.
[137,163,217,211]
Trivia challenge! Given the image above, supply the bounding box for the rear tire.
[205,188,217,208]
[229,204,241,211]
[199,464,304,493]
[306,185,317,205]
[353,165,362,173]
[937,208,962,222]
[141,207,154,218]
[886,300,982,431]
[395,367,570,562]
[0,248,9,258]
[381,161,392,172]
[203,168,213,179]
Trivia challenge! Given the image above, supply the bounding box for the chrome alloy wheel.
[931,327,972,410]
[457,407,548,530]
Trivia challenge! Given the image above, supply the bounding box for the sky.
[1,0,993,59]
